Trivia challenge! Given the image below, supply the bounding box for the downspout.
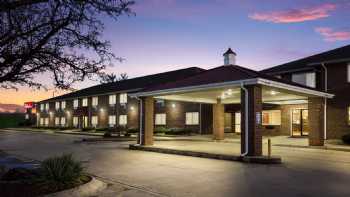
[241,83,249,156]
[199,103,202,134]
[136,97,143,145]
[321,63,327,140]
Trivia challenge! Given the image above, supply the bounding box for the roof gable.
[262,44,350,74]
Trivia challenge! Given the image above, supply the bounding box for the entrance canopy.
[131,65,333,102]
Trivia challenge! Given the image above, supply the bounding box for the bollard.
[268,138,271,158]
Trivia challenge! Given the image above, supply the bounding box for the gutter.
[241,83,249,156]
[321,63,328,140]
[136,97,143,145]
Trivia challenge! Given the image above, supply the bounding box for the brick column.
[308,97,324,146]
[240,85,263,156]
[141,97,154,146]
[213,98,225,140]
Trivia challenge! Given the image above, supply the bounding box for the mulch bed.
[0,175,91,197]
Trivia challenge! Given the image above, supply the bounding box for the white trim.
[131,79,258,97]
[256,78,334,98]
[131,77,334,99]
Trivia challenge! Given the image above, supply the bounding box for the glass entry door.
[292,109,309,136]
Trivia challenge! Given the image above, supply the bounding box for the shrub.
[127,128,138,134]
[154,127,169,134]
[165,128,192,135]
[40,154,84,190]
[103,131,112,138]
[81,127,94,132]
[95,127,108,132]
[342,134,350,145]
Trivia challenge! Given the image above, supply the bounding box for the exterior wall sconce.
[130,106,135,111]
[171,103,176,108]
[100,108,104,113]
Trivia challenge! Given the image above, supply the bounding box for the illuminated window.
[82,98,88,107]
[109,95,116,105]
[61,101,66,109]
[55,117,60,126]
[155,114,166,125]
[109,115,116,127]
[186,112,199,125]
[119,93,128,104]
[292,72,316,88]
[45,103,49,111]
[91,116,98,127]
[73,99,79,109]
[119,115,127,125]
[92,97,98,107]
[73,116,79,127]
[40,118,44,126]
[262,110,281,125]
[44,118,49,126]
[40,104,44,111]
[55,102,60,110]
[61,117,66,126]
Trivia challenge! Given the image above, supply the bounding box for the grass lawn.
[0,113,25,128]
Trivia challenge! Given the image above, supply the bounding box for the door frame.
[290,108,309,137]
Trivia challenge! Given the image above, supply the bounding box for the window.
[45,103,49,111]
[92,97,98,107]
[119,93,127,104]
[82,98,88,107]
[292,72,316,88]
[119,115,127,125]
[44,118,49,126]
[61,101,66,109]
[91,116,98,127]
[108,115,116,127]
[109,95,116,105]
[40,118,44,126]
[186,112,199,125]
[155,114,166,125]
[55,102,60,110]
[73,117,79,127]
[61,117,66,126]
[275,75,282,79]
[40,104,45,111]
[73,99,79,109]
[347,64,350,83]
[262,110,281,125]
[55,117,60,126]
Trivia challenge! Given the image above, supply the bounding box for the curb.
[129,144,281,164]
[44,176,107,197]
[273,144,350,153]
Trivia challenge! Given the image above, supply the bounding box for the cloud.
[315,27,350,42]
[249,3,337,23]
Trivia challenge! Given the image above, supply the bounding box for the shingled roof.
[139,64,322,94]
[261,44,350,74]
[41,67,205,102]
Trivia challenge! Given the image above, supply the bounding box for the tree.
[0,0,134,89]
[99,72,128,83]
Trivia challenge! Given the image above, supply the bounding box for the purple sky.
[1,0,350,105]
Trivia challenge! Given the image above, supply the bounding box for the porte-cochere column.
[140,96,154,146]
[308,97,325,146]
[240,85,263,156]
[213,98,225,140]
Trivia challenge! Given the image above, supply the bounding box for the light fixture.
[171,103,176,108]
[66,111,70,115]
[100,108,104,112]
[227,89,233,95]
[130,106,135,111]
[270,90,278,95]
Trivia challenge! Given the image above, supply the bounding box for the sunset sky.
[1,0,350,105]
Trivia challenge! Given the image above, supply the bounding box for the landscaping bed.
[0,154,95,197]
